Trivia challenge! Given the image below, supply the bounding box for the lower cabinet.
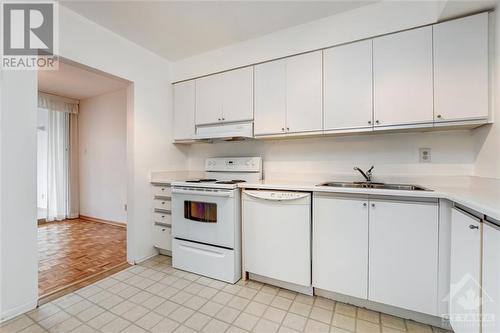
[313,195,439,316]
[313,195,369,299]
[369,199,439,316]
[152,183,172,251]
[482,222,500,333]
[153,223,172,250]
[449,208,482,333]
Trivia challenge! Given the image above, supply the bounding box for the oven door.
[171,186,236,249]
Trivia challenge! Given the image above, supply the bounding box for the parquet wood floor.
[38,218,126,297]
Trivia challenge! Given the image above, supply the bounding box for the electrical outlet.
[419,148,431,163]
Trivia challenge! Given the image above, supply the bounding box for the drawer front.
[153,185,171,197]
[172,239,240,283]
[153,198,171,211]
[153,223,172,250]
[153,212,171,225]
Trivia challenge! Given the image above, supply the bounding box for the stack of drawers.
[152,183,172,251]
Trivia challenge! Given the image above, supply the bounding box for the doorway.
[37,60,131,300]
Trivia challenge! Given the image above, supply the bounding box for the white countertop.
[239,177,500,221]
[151,171,500,221]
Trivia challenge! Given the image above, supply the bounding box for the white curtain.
[46,111,69,221]
[38,93,79,221]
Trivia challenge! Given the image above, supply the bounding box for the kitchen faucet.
[354,165,374,182]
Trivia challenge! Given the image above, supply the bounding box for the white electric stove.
[171,157,262,283]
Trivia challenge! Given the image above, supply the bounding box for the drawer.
[153,223,172,250]
[153,185,171,197]
[153,198,171,211]
[172,238,240,283]
[153,212,171,225]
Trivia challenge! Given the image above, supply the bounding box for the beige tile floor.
[0,255,454,333]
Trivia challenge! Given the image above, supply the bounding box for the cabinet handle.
[469,225,479,230]
[281,127,285,132]
[368,121,372,125]
[375,120,380,124]
[371,203,375,208]
[363,203,367,207]
[286,127,290,131]
[218,118,221,121]
[437,114,442,119]
[222,117,225,121]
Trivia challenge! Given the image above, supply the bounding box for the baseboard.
[79,215,126,228]
[248,273,314,296]
[0,299,38,323]
[315,288,452,330]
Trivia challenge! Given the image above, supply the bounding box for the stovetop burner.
[215,180,247,184]
[185,178,217,183]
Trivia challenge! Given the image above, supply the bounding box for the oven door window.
[184,201,217,223]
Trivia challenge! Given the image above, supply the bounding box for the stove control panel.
[205,157,262,172]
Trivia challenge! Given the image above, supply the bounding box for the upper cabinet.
[323,40,373,131]
[174,13,490,142]
[373,26,434,127]
[434,13,489,123]
[254,51,322,136]
[195,67,254,126]
[173,81,196,142]
[254,59,287,135]
[286,51,323,133]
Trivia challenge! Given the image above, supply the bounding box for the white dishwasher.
[242,190,311,292]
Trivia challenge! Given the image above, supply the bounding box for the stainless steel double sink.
[317,181,431,191]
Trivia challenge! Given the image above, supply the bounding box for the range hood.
[195,122,254,141]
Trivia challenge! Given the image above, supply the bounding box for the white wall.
[473,9,500,179]
[0,70,39,320]
[0,5,189,320]
[79,88,127,223]
[173,1,445,81]
[187,130,476,181]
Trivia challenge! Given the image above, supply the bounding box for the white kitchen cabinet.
[434,13,489,123]
[286,51,323,133]
[153,223,172,250]
[313,195,369,299]
[369,199,438,315]
[482,221,500,333]
[173,81,196,141]
[221,66,254,123]
[449,208,481,333]
[195,74,222,125]
[254,59,287,135]
[323,40,373,131]
[373,26,433,127]
[195,67,253,126]
[254,51,322,136]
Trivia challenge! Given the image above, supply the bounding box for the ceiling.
[38,61,129,100]
[61,0,377,61]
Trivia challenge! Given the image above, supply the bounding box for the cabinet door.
[286,51,323,133]
[323,40,373,131]
[434,13,488,123]
[373,26,433,126]
[449,208,481,333]
[369,200,438,315]
[482,222,500,333]
[313,196,368,299]
[254,59,287,135]
[173,81,195,141]
[195,74,222,125]
[222,67,254,123]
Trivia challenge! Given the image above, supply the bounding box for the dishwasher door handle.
[243,190,310,201]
